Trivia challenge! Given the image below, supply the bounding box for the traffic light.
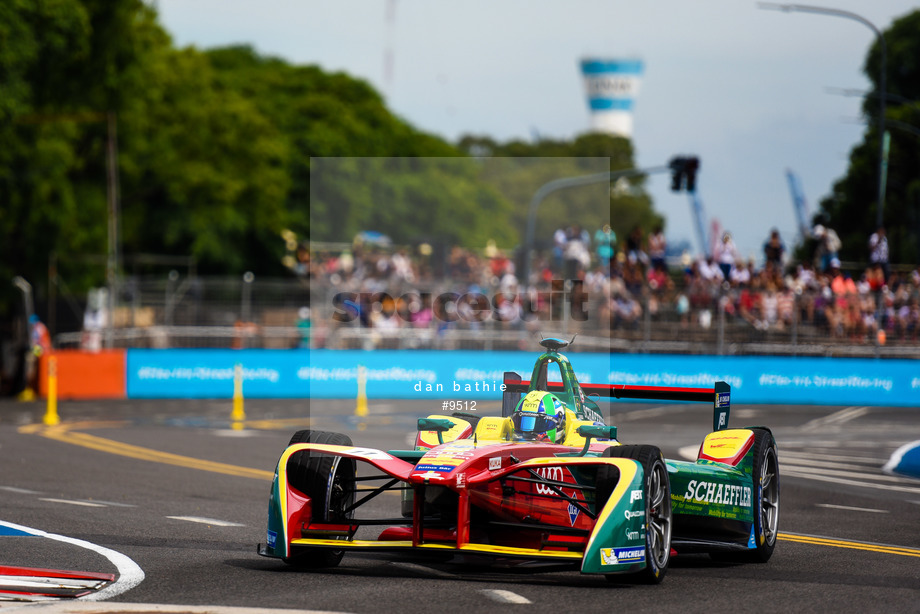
[668,156,700,193]
[669,157,685,191]
[684,157,699,192]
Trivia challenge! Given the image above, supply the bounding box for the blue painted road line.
[0,524,35,536]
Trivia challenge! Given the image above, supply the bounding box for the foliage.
[0,3,465,321]
[203,47,509,251]
[815,9,920,265]
[0,2,660,327]
[457,133,662,251]
[0,0,137,318]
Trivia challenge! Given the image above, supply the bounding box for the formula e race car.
[258,338,779,584]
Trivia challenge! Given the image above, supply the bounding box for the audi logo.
[535,466,566,495]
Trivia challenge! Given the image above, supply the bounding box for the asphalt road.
[1,396,919,613]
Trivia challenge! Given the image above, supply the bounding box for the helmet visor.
[512,412,558,434]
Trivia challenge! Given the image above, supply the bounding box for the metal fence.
[51,272,920,359]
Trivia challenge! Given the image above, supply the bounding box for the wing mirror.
[577,424,617,440]
[417,418,454,444]
[574,424,617,456]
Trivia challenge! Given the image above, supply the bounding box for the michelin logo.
[266,530,277,549]
[600,547,646,566]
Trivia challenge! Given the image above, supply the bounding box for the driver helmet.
[512,390,566,443]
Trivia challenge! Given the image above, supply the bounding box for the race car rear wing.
[502,372,731,432]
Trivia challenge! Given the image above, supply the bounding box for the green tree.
[119,45,291,274]
[457,132,662,253]
[206,46,514,252]
[0,0,135,319]
[816,9,920,265]
[0,2,658,336]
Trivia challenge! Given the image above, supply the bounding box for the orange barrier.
[38,350,126,400]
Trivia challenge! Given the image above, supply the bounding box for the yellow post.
[355,365,368,418]
[44,355,60,426]
[231,363,245,429]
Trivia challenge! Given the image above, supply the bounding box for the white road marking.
[615,406,676,421]
[0,520,144,602]
[39,498,107,508]
[388,561,455,578]
[480,589,532,604]
[677,443,918,496]
[815,503,889,514]
[782,458,880,471]
[802,407,868,431]
[781,451,881,464]
[783,468,920,495]
[0,486,42,495]
[214,429,257,438]
[732,409,759,419]
[781,464,916,484]
[166,516,245,527]
[79,500,137,508]
[778,440,858,447]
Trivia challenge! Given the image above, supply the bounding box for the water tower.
[580,58,643,137]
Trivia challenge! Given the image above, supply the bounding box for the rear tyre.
[711,428,779,563]
[601,445,672,584]
[284,430,355,568]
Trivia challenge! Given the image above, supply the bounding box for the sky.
[156,0,917,262]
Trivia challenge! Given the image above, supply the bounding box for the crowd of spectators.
[300,223,920,345]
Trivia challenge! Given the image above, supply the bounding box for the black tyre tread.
[283,430,355,568]
[602,444,671,584]
[287,430,353,510]
[603,444,662,465]
[287,429,314,446]
[710,427,779,564]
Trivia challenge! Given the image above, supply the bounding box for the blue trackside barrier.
[884,441,920,479]
[127,349,308,398]
[126,349,920,406]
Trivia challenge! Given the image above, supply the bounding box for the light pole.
[105,111,121,349]
[758,3,888,228]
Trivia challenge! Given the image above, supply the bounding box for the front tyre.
[602,445,672,584]
[284,430,356,568]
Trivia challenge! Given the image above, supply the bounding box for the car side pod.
[579,458,648,575]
